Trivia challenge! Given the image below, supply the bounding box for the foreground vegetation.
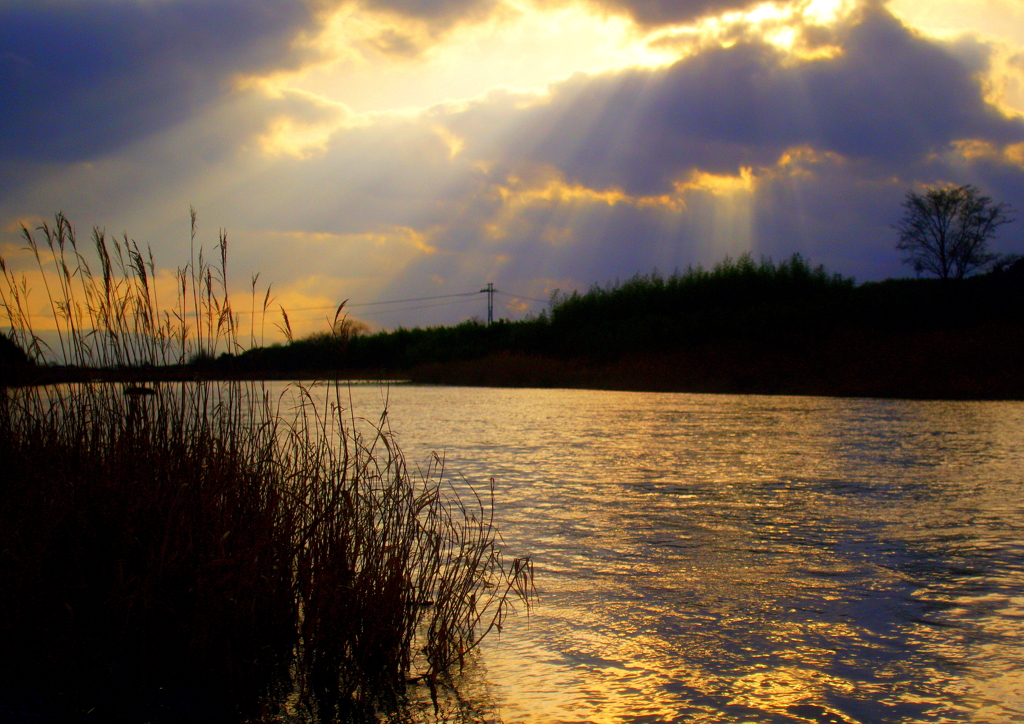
[208,253,1024,400]
[0,214,532,723]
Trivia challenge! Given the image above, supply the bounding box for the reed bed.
[0,213,532,723]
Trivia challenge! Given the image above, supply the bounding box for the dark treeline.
[11,252,1018,398]
[197,253,1024,399]
[206,254,844,370]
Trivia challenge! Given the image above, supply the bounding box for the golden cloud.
[3,216,50,235]
[497,170,684,211]
[943,138,1024,169]
[676,166,757,194]
[648,0,853,62]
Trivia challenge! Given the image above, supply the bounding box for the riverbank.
[12,320,1021,401]
[402,323,1024,400]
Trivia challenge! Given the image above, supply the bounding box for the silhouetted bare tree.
[894,184,1014,280]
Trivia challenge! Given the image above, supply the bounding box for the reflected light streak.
[380,389,1024,724]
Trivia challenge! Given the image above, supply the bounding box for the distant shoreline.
[399,349,1024,401]
[8,342,1024,402]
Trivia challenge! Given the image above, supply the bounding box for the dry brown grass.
[0,213,532,723]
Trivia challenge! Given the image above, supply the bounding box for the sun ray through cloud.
[1,0,1022,335]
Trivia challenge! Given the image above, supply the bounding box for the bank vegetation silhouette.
[206,251,1024,400]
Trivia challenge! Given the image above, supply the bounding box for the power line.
[262,289,549,315]
[352,297,482,318]
[282,297,481,322]
[495,290,550,305]
[233,291,481,315]
[14,285,550,323]
[347,291,480,308]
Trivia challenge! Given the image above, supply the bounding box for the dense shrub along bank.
[212,253,1024,399]
[219,253,853,373]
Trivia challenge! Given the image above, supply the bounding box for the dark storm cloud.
[360,0,496,24]
[366,27,423,56]
[0,0,321,162]
[451,5,1024,196]
[359,0,760,26]
[589,0,765,26]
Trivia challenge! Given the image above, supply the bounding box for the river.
[288,383,1024,724]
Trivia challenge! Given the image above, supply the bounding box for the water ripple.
[297,385,1024,723]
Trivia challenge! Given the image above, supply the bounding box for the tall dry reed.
[0,213,532,723]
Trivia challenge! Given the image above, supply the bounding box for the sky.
[2,0,1023,339]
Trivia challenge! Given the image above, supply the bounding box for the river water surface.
[289,384,1024,724]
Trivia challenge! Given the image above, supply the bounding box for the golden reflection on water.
[292,385,1024,723]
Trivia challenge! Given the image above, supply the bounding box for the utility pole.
[480,282,495,325]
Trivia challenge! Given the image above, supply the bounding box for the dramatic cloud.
[591,0,770,26]
[360,0,771,27]
[449,4,1024,195]
[0,0,321,161]
[1,0,1022,334]
[360,0,498,25]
